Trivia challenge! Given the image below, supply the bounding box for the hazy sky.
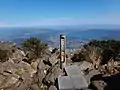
[0,0,120,27]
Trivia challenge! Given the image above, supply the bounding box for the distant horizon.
[0,24,120,30]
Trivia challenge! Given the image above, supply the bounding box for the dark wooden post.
[60,34,66,69]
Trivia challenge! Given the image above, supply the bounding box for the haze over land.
[0,27,120,49]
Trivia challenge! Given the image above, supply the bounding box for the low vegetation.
[72,40,120,69]
[0,49,9,63]
[21,37,48,63]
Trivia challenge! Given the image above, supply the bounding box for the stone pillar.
[60,34,66,69]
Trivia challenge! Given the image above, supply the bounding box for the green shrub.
[21,37,48,61]
[73,40,120,66]
[0,49,9,63]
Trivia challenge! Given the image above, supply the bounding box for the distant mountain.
[67,29,120,40]
[0,28,120,49]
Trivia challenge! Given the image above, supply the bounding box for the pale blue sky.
[0,0,120,27]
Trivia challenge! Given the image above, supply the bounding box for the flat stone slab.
[58,76,74,90]
[71,75,88,89]
[58,65,88,90]
[64,65,82,75]
[58,75,88,90]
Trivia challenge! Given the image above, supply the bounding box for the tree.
[21,37,48,60]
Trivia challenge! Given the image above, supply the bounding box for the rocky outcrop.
[0,42,42,90]
[0,59,37,89]
[99,60,120,76]
[0,42,63,90]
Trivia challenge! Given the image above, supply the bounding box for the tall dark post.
[60,34,66,69]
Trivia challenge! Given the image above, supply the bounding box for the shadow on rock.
[89,74,120,90]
